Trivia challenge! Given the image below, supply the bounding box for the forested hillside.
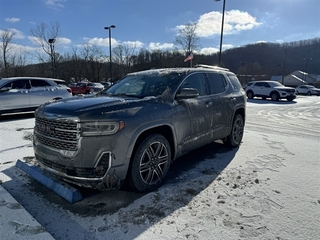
[1,38,319,83]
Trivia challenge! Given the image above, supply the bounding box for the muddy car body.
[33,66,246,192]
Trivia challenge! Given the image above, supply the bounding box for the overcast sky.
[0,0,319,58]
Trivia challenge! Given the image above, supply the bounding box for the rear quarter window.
[226,74,242,90]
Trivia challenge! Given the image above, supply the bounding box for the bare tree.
[81,43,105,81]
[175,23,201,56]
[113,43,137,78]
[0,29,15,77]
[30,21,61,77]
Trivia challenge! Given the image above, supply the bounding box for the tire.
[307,91,311,96]
[286,97,294,101]
[128,134,171,192]
[271,92,279,101]
[247,91,254,99]
[224,114,244,148]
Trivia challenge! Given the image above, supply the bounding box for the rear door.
[0,79,31,111]
[206,72,232,139]
[175,72,214,152]
[29,79,55,107]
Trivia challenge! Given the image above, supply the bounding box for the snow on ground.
[0,96,319,240]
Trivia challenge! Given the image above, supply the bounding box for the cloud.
[198,47,219,55]
[43,0,66,10]
[57,37,71,45]
[5,18,20,23]
[196,10,261,37]
[122,41,144,49]
[149,42,175,50]
[0,28,25,39]
[85,37,119,48]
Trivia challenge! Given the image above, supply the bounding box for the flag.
[184,52,193,62]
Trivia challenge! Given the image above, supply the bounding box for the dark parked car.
[0,77,72,116]
[33,65,246,192]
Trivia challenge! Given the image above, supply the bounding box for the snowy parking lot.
[0,96,319,240]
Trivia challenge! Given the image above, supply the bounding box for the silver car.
[0,77,72,115]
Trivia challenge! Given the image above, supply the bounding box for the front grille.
[285,89,295,93]
[35,116,80,151]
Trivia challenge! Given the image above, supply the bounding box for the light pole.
[215,0,226,67]
[48,38,56,78]
[303,58,312,81]
[104,25,116,82]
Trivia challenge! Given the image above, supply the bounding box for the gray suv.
[33,65,246,192]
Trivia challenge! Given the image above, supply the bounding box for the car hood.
[274,86,295,91]
[35,95,160,120]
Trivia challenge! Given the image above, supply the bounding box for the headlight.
[81,121,124,136]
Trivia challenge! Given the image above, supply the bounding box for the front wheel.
[224,114,244,148]
[246,91,254,99]
[271,92,279,101]
[128,134,171,192]
[307,91,311,96]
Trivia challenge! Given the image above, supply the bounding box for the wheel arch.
[130,125,175,164]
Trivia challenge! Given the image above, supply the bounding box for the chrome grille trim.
[34,116,80,151]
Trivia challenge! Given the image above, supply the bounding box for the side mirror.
[176,88,199,100]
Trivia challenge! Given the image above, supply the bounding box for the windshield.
[105,72,182,98]
[269,81,284,87]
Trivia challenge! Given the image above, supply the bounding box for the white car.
[295,85,320,96]
[87,82,105,94]
[0,77,72,115]
[245,80,296,101]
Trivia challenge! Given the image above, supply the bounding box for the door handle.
[205,102,213,107]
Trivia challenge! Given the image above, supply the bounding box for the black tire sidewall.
[225,114,244,148]
[129,134,171,192]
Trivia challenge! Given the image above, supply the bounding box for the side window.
[262,82,270,88]
[30,79,51,87]
[12,79,30,89]
[226,74,242,90]
[207,73,227,94]
[180,73,207,96]
[255,82,262,87]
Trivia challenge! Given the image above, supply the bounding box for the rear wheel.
[128,134,171,192]
[271,92,279,101]
[224,114,244,148]
[307,91,311,96]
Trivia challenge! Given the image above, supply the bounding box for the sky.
[0,0,319,63]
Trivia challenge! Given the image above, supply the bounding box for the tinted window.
[255,82,263,87]
[207,73,227,94]
[226,74,242,90]
[180,73,207,96]
[1,79,30,90]
[30,79,51,87]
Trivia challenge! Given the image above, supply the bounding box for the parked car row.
[0,77,114,116]
[245,80,320,101]
[69,82,107,95]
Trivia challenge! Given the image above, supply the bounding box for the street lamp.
[48,38,56,78]
[215,0,226,67]
[104,25,116,82]
[303,58,312,81]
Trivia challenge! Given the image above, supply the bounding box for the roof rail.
[194,64,229,71]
